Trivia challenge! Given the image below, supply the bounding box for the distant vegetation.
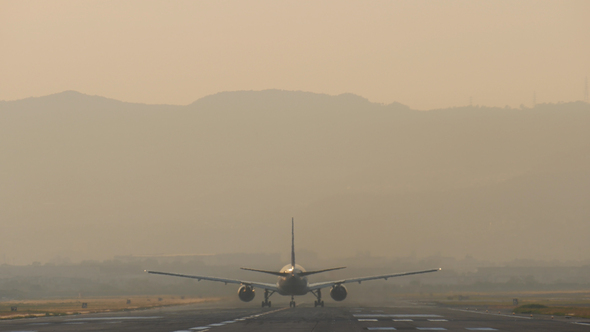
[1,254,590,300]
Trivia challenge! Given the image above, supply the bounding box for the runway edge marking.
[446,308,531,320]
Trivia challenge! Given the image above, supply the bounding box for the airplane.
[146,218,441,308]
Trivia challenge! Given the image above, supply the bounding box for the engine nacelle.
[330,284,348,301]
[238,285,255,302]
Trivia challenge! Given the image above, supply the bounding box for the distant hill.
[1,90,589,263]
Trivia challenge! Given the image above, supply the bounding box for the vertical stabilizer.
[291,217,296,267]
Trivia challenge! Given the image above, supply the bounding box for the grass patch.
[0,296,219,320]
[518,304,548,309]
[514,304,590,318]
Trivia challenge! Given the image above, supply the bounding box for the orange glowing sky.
[1,0,589,109]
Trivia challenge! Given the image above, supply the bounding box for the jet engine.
[330,284,347,301]
[238,285,255,302]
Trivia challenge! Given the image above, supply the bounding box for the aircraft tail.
[291,217,296,268]
[240,220,347,277]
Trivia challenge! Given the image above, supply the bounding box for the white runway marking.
[393,319,413,322]
[428,319,448,322]
[574,322,590,326]
[465,328,498,331]
[447,308,531,320]
[367,328,397,330]
[28,323,49,325]
[64,322,85,324]
[358,318,379,321]
[417,328,446,331]
[184,307,288,332]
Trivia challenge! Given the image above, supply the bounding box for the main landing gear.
[310,289,325,307]
[261,289,274,308]
[289,295,296,308]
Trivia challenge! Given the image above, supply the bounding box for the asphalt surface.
[2,299,590,332]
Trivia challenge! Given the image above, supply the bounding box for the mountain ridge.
[1,90,589,264]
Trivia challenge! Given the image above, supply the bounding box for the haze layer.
[1,90,589,264]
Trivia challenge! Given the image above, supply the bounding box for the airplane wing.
[307,268,441,290]
[145,270,280,291]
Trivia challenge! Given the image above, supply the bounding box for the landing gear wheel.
[289,301,296,308]
[311,289,324,308]
[261,289,274,308]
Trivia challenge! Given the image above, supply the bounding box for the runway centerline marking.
[358,318,379,321]
[186,307,288,332]
[428,319,448,322]
[393,319,413,322]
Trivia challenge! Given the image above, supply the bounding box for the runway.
[2,300,590,332]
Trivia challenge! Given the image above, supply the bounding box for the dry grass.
[514,304,590,318]
[0,296,220,320]
[394,290,590,315]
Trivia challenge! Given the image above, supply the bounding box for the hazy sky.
[1,0,589,109]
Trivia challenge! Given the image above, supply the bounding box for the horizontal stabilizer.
[298,266,346,276]
[241,266,346,276]
[240,267,286,276]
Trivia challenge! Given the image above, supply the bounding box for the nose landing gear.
[289,295,296,308]
[311,289,324,307]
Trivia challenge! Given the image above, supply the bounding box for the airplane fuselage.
[276,264,308,295]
